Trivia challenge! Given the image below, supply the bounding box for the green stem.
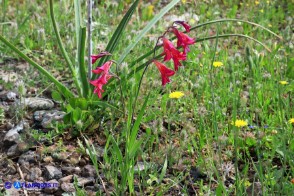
[191,19,282,40]
[197,34,271,52]
[0,35,74,98]
[49,0,82,96]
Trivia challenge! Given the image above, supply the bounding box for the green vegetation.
[0,0,293,195]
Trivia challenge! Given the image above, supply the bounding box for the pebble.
[82,165,97,177]
[18,150,40,165]
[44,165,63,180]
[24,97,54,110]
[7,144,21,157]
[61,166,81,175]
[34,110,65,128]
[26,167,42,181]
[59,175,73,183]
[61,183,75,192]
[4,121,28,147]
[43,179,59,194]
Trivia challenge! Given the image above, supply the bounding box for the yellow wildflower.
[255,1,260,5]
[260,9,264,13]
[181,0,186,4]
[279,81,288,85]
[232,120,248,128]
[213,61,223,67]
[268,24,272,27]
[169,91,185,99]
[289,118,294,124]
[147,5,154,18]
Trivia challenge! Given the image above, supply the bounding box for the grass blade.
[78,26,90,98]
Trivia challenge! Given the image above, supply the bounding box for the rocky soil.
[0,86,107,195]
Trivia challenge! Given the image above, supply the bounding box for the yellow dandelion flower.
[255,1,260,5]
[169,91,185,99]
[232,120,248,128]
[244,180,251,187]
[289,118,294,124]
[260,9,264,13]
[268,24,272,27]
[279,81,288,85]
[213,61,223,67]
[181,0,186,4]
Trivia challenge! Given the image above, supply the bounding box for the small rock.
[43,179,59,194]
[4,121,28,147]
[26,167,42,181]
[61,183,75,192]
[76,177,95,187]
[82,165,97,177]
[34,110,65,128]
[7,144,21,157]
[18,150,40,165]
[43,156,53,163]
[44,165,63,180]
[59,175,73,183]
[24,97,54,110]
[7,92,17,101]
[17,142,30,153]
[62,167,81,175]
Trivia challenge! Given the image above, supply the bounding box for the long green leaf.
[0,35,74,98]
[74,0,82,55]
[91,0,140,81]
[49,0,81,96]
[88,100,123,113]
[117,0,180,65]
[78,27,90,98]
[129,94,150,150]
[110,135,123,163]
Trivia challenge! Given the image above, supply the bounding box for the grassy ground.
[0,0,293,195]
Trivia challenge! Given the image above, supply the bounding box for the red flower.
[90,73,112,98]
[172,28,195,54]
[162,38,186,71]
[90,60,113,98]
[153,60,175,86]
[92,61,113,74]
[91,52,111,64]
[175,21,191,32]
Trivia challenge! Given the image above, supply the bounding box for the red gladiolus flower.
[92,61,113,74]
[153,60,175,86]
[91,52,111,64]
[90,73,112,98]
[175,21,191,32]
[90,60,113,98]
[162,38,187,71]
[172,28,195,54]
